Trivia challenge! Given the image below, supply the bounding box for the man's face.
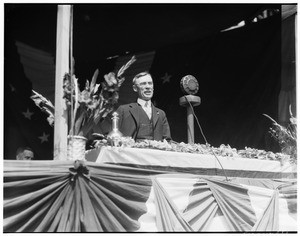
[133,74,154,101]
[17,150,34,160]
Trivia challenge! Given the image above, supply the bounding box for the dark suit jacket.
[116,103,171,141]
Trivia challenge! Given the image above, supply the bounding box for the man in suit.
[116,72,171,141]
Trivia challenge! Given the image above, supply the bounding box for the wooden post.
[179,95,201,144]
[53,5,71,160]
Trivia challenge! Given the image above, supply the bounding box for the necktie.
[144,101,152,119]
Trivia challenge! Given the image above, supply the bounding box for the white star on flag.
[161,72,172,84]
[22,109,34,120]
[38,132,50,143]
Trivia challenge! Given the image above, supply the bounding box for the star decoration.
[161,73,172,84]
[9,83,16,92]
[39,132,50,143]
[22,109,34,120]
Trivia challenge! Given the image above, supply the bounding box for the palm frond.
[30,90,55,126]
[263,113,278,124]
[117,55,136,77]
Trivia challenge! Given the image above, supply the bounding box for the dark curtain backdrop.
[150,15,281,151]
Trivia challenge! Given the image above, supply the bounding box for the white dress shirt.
[137,98,152,119]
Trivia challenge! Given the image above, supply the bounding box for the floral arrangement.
[31,56,136,139]
[263,105,297,164]
[63,56,136,138]
[92,137,292,164]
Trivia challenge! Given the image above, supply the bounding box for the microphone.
[180,75,199,95]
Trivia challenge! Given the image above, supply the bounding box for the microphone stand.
[179,95,201,144]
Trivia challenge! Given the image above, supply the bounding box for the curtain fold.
[205,178,257,231]
[251,190,279,231]
[278,182,297,215]
[182,180,218,231]
[152,177,193,232]
[3,161,152,232]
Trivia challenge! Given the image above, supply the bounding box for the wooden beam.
[53,5,71,160]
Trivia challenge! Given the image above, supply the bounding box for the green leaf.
[90,69,99,94]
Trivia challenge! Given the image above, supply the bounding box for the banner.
[3,160,297,232]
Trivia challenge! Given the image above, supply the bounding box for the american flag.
[4,41,54,160]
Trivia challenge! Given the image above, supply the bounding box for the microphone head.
[180,75,199,95]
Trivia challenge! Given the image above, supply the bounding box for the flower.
[63,56,136,138]
[104,72,118,87]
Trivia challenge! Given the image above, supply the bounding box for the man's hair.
[132,71,151,85]
[16,146,34,160]
[16,146,33,154]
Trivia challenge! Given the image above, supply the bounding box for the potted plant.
[32,56,136,160]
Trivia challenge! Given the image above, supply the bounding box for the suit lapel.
[129,103,140,125]
[152,105,159,127]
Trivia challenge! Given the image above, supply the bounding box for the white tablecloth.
[85,146,297,179]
